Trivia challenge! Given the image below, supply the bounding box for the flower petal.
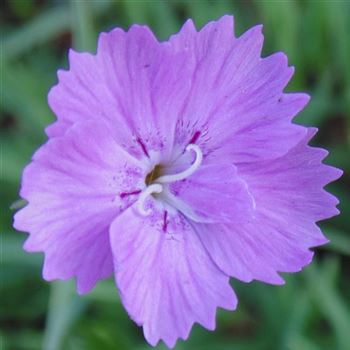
[14,121,145,293]
[239,128,342,223]
[170,16,306,161]
[109,204,236,348]
[193,129,342,284]
[48,25,193,160]
[167,162,255,223]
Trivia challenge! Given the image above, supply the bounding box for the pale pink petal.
[48,25,193,160]
[14,121,146,293]
[239,128,342,222]
[170,16,306,162]
[194,129,342,284]
[109,204,237,348]
[168,162,255,223]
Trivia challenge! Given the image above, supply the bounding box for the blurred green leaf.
[255,0,299,66]
[3,1,113,61]
[287,335,321,350]
[82,280,119,303]
[322,1,350,87]
[122,0,150,26]
[70,0,96,52]
[185,0,236,29]
[1,330,43,350]
[3,6,71,61]
[8,0,36,20]
[149,1,180,40]
[305,262,350,350]
[282,291,312,349]
[43,281,86,350]
[2,62,54,133]
[324,227,350,256]
[295,70,333,126]
[1,233,42,268]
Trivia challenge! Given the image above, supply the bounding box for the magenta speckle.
[136,137,150,157]
[120,190,142,199]
[162,211,168,232]
[188,131,201,145]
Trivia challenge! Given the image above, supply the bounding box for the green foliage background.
[1,1,349,349]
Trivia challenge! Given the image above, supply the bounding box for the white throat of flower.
[137,144,203,215]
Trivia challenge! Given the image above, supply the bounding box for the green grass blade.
[324,226,350,256]
[70,0,96,52]
[43,281,86,350]
[305,262,350,350]
[3,6,71,61]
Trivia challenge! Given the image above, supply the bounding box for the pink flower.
[14,15,342,348]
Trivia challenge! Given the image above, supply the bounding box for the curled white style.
[137,144,203,216]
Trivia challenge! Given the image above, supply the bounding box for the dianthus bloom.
[14,15,341,347]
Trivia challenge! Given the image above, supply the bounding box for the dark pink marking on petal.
[188,131,201,145]
[136,137,150,157]
[120,190,142,199]
[162,210,168,233]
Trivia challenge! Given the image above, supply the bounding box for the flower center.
[145,164,163,186]
[137,144,203,215]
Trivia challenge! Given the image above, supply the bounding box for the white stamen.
[136,144,203,216]
[137,183,163,216]
[156,144,203,184]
